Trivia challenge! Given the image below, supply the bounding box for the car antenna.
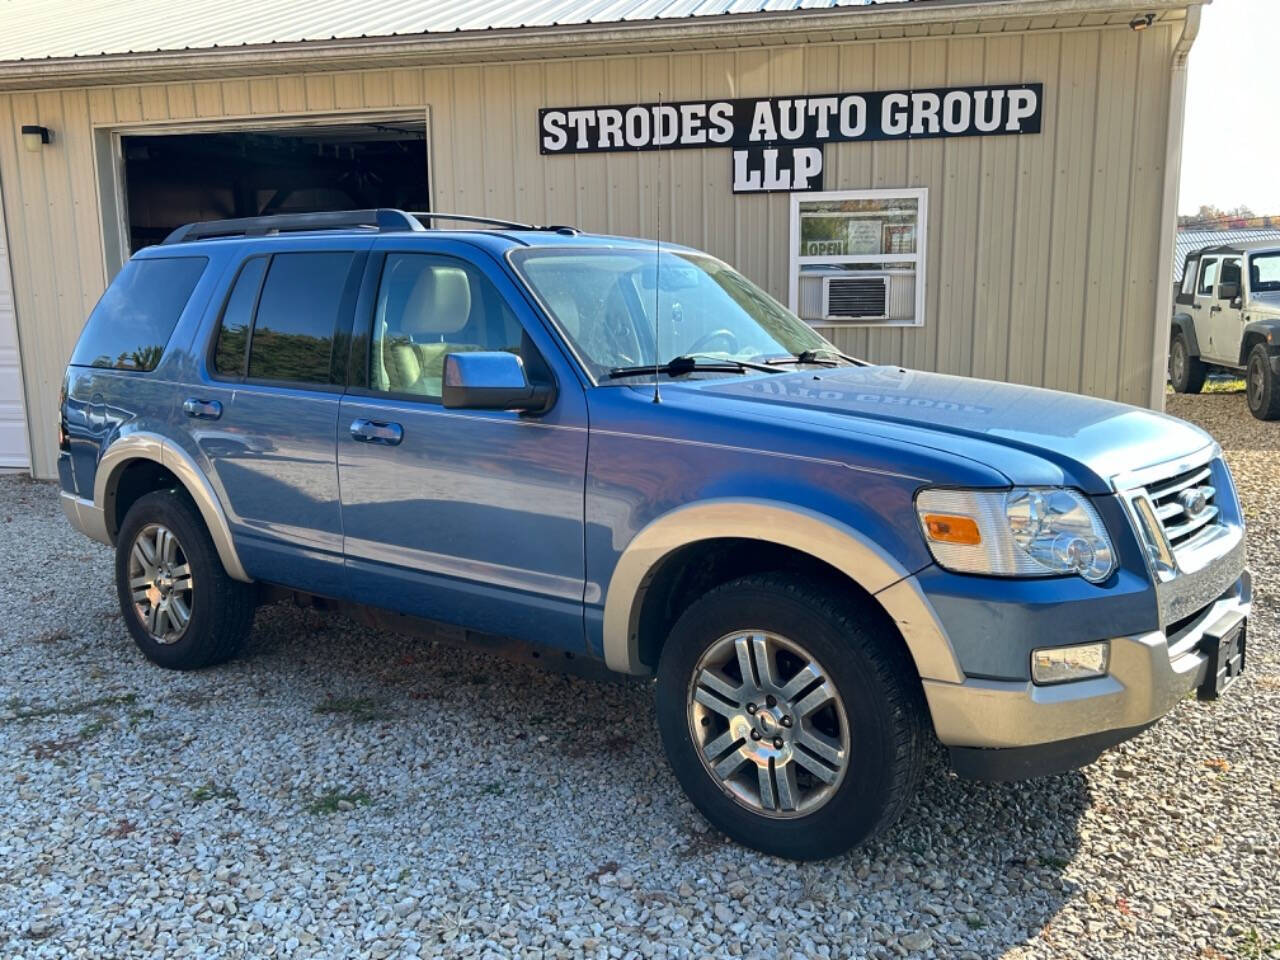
[652,90,664,405]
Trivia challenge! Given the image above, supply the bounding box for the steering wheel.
[685,328,740,357]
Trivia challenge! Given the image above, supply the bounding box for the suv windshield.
[1251,251,1280,293]
[511,247,833,380]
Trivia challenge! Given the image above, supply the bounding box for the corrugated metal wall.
[0,23,1177,478]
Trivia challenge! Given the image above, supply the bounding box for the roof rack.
[162,208,581,245]
[162,208,423,244]
[408,212,579,236]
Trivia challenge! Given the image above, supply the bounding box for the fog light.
[1031,642,1110,684]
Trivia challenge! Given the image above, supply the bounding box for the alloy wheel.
[687,630,850,818]
[128,523,194,644]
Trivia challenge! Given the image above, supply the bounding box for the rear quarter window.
[70,257,208,371]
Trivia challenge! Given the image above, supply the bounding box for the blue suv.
[59,209,1249,859]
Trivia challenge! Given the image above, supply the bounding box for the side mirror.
[441,352,554,412]
[1218,281,1240,301]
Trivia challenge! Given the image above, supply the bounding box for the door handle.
[1192,303,1201,310]
[1209,304,1221,314]
[182,398,222,420]
[350,418,403,445]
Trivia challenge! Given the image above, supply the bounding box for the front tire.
[655,573,926,860]
[1246,343,1280,420]
[115,490,255,670]
[1169,332,1206,394]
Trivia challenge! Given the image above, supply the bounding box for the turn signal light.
[922,514,982,545]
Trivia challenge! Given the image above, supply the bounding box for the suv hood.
[1250,291,1280,314]
[692,365,1212,493]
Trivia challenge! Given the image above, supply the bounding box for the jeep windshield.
[1250,251,1280,293]
[510,247,841,382]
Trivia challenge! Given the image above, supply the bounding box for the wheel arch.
[601,499,963,684]
[94,432,251,583]
[1239,319,1280,367]
[1171,313,1200,356]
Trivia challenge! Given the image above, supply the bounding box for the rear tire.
[115,490,255,670]
[1247,343,1280,420]
[654,573,926,860]
[1169,332,1206,394]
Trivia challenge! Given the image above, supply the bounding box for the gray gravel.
[1,390,1278,959]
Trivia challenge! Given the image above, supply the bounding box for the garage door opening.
[120,120,429,252]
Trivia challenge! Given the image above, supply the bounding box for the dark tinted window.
[247,252,356,384]
[214,257,267,376]
[70,257,207,371]
[371,253,524,398]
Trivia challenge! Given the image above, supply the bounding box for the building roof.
[1175,229,1280,279]
[0,0,924,65]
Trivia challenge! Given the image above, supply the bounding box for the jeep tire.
[115,490,256,670]
[1247,342,1280,420]
[1169,332,1206,394]
[655,573,926,860]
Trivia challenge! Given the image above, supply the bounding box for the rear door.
[1208,256,1245,365]
[1191,256,1225,360]
[336,239,589,651]
[191,239,368,597]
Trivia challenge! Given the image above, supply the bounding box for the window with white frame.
[789,188,928,327]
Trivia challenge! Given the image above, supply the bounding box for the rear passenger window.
[1197,259,1219,296]
[247,252,356,384]
[70,257,207,371]
[214,257,267,376]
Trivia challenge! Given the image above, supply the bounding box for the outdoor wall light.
[21,124,50,152]
[1129,13,1156,31]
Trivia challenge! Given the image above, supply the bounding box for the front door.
[337,241,589,651]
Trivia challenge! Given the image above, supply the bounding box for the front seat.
[381,263,475,396]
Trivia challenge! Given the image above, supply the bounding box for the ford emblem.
[1178,487,1209,518]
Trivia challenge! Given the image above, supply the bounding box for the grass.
[477,781,505,798]
[1237,928,1280,960]
[313,697,387,722]
[307,788,370,815]
[5,693,137,723]
[191,782,238,805]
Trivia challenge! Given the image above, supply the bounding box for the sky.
[1179,0,1280,215]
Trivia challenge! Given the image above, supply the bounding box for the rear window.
[70,257,208,371]
[228,252,357,385]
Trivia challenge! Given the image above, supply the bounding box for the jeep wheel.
[1169,333,1206,394]
[1247,343,1280,420]
[115,490,256,670]
[655,573,926,860]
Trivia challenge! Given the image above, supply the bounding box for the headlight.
[915,487,1116,582]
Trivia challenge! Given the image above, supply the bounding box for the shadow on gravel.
[238,600,1087,955]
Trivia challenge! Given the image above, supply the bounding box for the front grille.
[1144,463,1219,551]
[826,277,887,318]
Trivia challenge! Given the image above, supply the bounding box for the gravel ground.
[1,391,1277,960]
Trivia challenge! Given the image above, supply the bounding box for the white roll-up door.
[0,188,30,470]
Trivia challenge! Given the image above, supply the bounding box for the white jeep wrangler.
[1171,240,1280,419]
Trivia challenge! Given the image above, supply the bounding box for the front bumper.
[924,570,1250,779]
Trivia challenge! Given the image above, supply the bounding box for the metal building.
[0,0,1203,477]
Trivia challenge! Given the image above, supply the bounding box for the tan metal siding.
[0,23,1179,477]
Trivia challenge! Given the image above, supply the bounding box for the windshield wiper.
[765,348,866,367]
[606,354,779,380]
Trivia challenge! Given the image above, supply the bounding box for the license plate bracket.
[1198,617,1246,700]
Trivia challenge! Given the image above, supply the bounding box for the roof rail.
[162,208,423,244]
[409,212,580,236]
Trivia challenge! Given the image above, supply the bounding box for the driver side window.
[370,253,523,399]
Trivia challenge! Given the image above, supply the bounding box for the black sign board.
[539,84,1042,193]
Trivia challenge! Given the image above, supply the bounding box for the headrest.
[399,263,472,337]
